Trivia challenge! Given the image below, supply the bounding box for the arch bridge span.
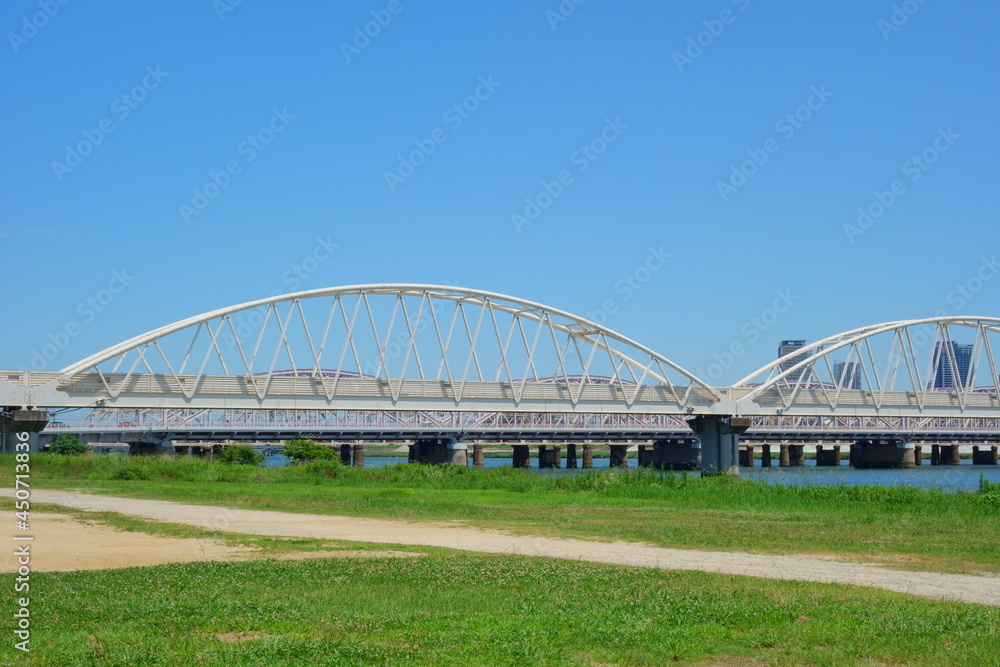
[1,287,998,420]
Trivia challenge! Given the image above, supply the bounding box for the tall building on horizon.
[778,340,811,385]
[833,360,862,390]
[932,341,974,389]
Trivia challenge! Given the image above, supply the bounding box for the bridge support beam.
[512,444,530,469]
[688,417,750,476]
[609,444,628,468]
[582,444,594,469]
[1,409,50,454]
[850,439,915,469]
[565,444,577,469]
[472,443,484,469]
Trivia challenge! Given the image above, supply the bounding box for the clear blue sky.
[2,0,997,384]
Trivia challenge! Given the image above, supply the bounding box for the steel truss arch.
[46,284,721,411]
[734,316,1000,414]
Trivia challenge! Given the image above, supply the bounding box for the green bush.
[283,439,341,463]
[214,444,264,466]
[48,434,89,455]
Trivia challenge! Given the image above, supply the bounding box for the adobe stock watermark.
[179,107,295,223]
[214,0,245,21]
[843,126,958,244]
[878,0,931,41]
[942,255,998,313]
[694,288,800,383]
[510,116,628,234]
[545,0,589,31]
[220,236,340,352]
[51,66,169,183]
[584,245,672,327]
[384,75,501,192]
[340,0,413,63]
[716,84,833,202]
[673,0,752,73]
[21,268,135,372]
[7,0,71,54]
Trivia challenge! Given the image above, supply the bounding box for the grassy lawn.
[4,552,999,666]
[7,454,1000,575]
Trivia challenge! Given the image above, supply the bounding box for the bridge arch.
[46,285,720,411]
[734,317,1000,413]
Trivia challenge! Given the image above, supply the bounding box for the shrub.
[48,434,89,455]
[214,444,264,466]
[283,439,341,463]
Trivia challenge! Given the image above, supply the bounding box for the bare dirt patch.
[0,513,423,572]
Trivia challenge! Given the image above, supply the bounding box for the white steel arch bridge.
[1,285,999,420]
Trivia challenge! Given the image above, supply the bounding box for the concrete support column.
[472,443,485,469]
[538,445,558,469]
[652,439,699,471]
[408,444,417,463]
[760,444,771,468]
[851,439,915,469]
[914,445,922,466]
[738,445,753,467]
[931,444,940,466]
[637,445,654,468]
[688,416,750,476]
[950,444,962,466]
[609,444,628,468]
[446,441,468,467]
[788,445,806,467]
[816,445,840,467]
[352,443,365,468]
[340,444,352,466]
[779,444,791,467]
[565,444,578,469]
[512,444,531,468]
[582,444,594,469]
[971,445,997,465]
[0,410,49,454]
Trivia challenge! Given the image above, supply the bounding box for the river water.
[263,455,1000,492]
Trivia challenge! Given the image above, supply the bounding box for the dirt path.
[13,490,1000,607]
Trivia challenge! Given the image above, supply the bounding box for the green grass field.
[5,552,999,666]
[9,454,1000,575]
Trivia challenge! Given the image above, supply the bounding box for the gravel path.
[20,489,1000,607]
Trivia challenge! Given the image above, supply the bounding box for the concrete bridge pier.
[760,444,772,467]
[637,445,653,468]
[652,438,700,471]
[352,443,365,468]
[850,439,915,469]
[512,444,531,468]
[738,445,754,467]
[780,444,791,467]
[130,441,174,456]
[472,443,485,469]
[972,445,998,465]
[934,443,961,466]
[688,416,750,476]
[340,444,352,465]
[410,439,466,465]
[582,444,594,469]
[788,445,806,467]
[1,409,50,454]
[608,444,628,468]
[565,444,578,469]
[815,445,840,467]
[914,445,923,466]
[538,445,560,469]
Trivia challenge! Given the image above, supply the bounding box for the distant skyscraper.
[833,360,862,390]
[778,340,811,385]
[932,341,974,389]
